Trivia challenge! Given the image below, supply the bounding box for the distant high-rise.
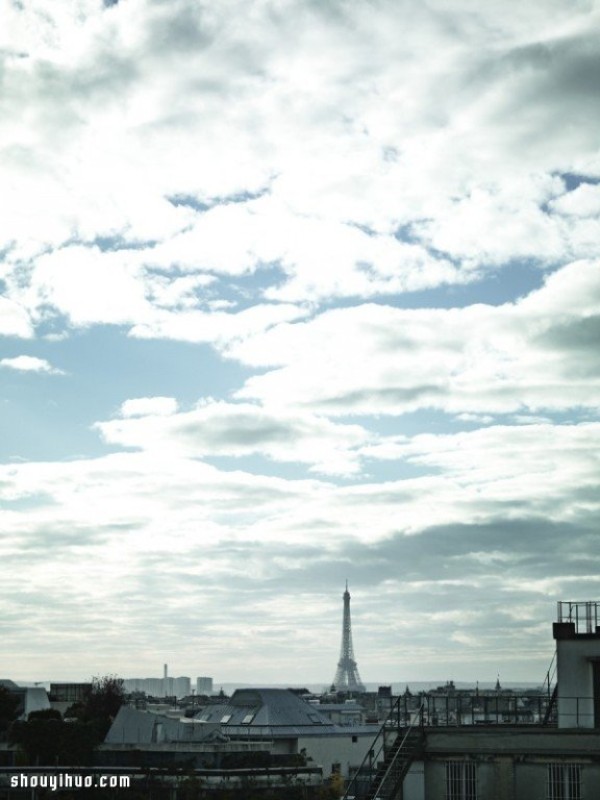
[332,582,365,693]
[123,672,190,698]
[196,676,213,695]
[173,676,191,697]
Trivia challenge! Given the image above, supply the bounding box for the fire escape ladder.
[543,684,558,725]
[342,699,425,800]
[542,648,558,726]
[365,724,424,800]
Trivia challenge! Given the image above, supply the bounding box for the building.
[0,680,50,720]
[49,682,92,704]
[196,676,213,695]
[553,600,600,728]
[103,687,377,782]
[315,701,365,726]
[123,675,191,698]
[345,600,600,800]
[172,676,191,698]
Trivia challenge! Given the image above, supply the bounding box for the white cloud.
[362,423,600,505]
[0,404,598,679]
[0,297,33,338]
[1,0,600,683]
[0,355,64,374]
[120,396,179,417]
[20,246,152,327]
[1,0,600,331]
[231,260,600,416]
[129,301,308,345]
[550,183,600,218]
[414,180,566,267]
[97,399,370,475]
[2,418,598,553]
[7,242,307,342]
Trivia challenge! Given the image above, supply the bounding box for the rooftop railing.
[393,692,558,727]
[557,601,600,633]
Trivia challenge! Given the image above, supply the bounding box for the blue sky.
[1,0,599,686]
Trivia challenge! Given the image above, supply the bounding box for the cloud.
[1,0,600,684]
[128,301,308,345]
[232,260,600,416]
[96,399,371,475]
[4,417,594,556]
[20,246,153,328]
[146,196,463,303]
[550,183,600,218]
[0,416,598,679]
[1,0,600,335]
[0,297,33,338]
[8,242,307,342]
[360,422,600,516]
[120,396,179,417]
[0,355,64,374]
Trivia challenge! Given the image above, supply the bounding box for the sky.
[1,0,599,687]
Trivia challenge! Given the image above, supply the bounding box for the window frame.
[547,762,582,800]
[446,760,477,800]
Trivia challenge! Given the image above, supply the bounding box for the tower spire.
[332,583,365,693]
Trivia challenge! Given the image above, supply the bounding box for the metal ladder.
[343,699,425,800]
[542,649,558,725]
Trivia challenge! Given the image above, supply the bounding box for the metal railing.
[374,691,599,730]
[379,692,558,728]
[557,601,600,633]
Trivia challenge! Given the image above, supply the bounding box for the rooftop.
[194,688,337,730]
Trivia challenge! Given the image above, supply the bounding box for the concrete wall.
[402,762,425,800]
[423,757,600,800]
[556,636,600,727]
[297,731,375,779]
[418,727,600,799]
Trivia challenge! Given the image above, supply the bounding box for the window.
[547,764,581,800]
[446,761,476,800]
[220,714,232,723]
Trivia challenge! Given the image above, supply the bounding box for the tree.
[0,686,20,733]
[11,675,125,766]
[68,674,125,739]
[86,675,124,721]
[10,709,63,765]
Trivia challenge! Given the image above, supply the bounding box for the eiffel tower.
[332,582,366,693]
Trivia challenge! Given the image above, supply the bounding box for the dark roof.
[194,688,334,729]
[0,680,20,690]
[105,705,227,745]
[105,690,377,745]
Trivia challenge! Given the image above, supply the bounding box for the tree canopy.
[10,675,124,766]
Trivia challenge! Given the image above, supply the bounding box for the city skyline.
[1,0,599,684]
